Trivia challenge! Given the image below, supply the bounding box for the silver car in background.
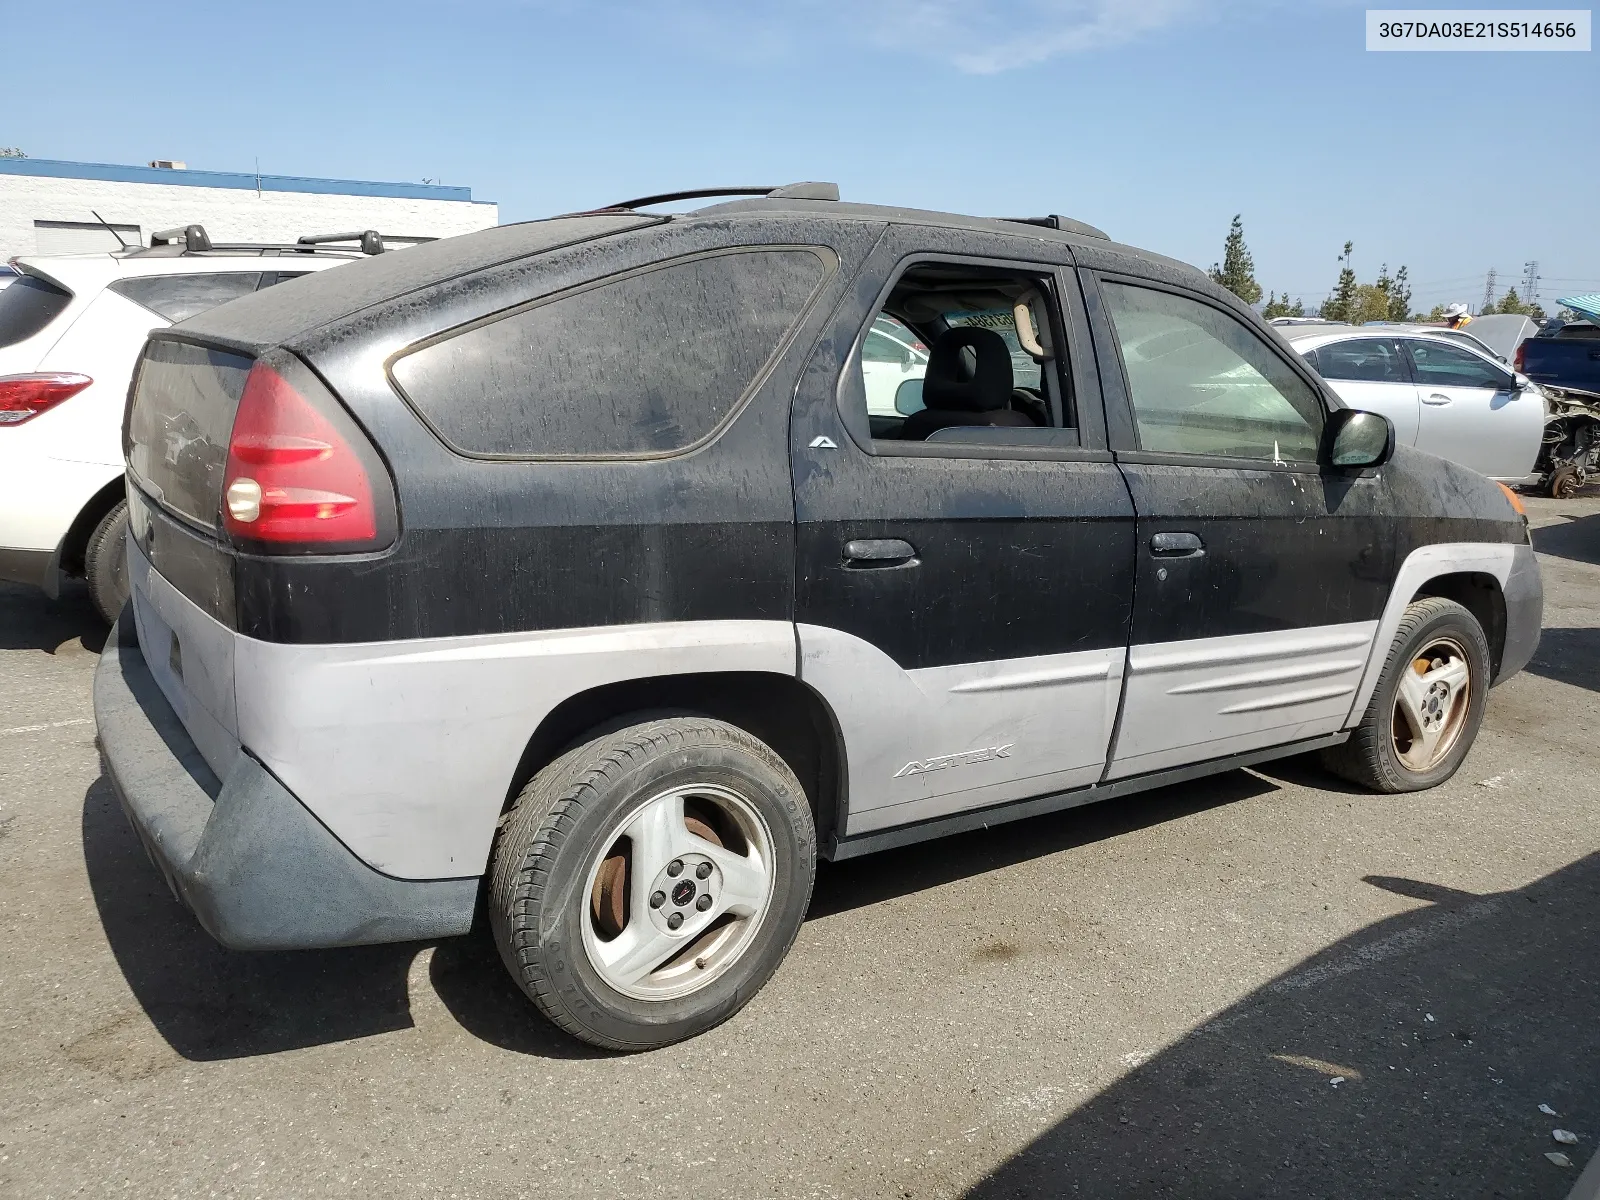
[1280,325,1545,483]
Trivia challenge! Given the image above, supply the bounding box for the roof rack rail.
[588,181,840,213]
[150,224,212,251]
[999,214,1110,240]
[298,229,388,255]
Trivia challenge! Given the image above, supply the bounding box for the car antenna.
[90,210,130,250]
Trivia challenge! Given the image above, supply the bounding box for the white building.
[0,157,497,258]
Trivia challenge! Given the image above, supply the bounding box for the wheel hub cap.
[579,783,776,1002]
[1392,639,1472,773]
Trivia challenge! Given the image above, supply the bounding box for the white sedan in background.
[1281,325,1545,483]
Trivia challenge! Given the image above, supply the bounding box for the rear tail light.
[1514,343,1526,372]
[0,373,91,425]
[221,356,395,551]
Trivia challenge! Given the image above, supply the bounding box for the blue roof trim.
[0,157,475,201]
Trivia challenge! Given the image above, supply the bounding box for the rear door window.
[389,247,831,459]
[110,273,263,323]
[0,276,73,348]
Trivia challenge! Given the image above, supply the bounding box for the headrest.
[921,326,1014,412]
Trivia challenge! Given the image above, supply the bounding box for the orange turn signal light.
[1495,481,1526,516]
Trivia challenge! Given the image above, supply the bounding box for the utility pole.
[1523,260,1540,303]
[1482,267,1497,314]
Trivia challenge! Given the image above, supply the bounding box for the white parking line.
[0,718,93,736]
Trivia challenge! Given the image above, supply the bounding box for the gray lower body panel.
[93,608,479,950]
[826,731,1350,861]
[0,546,55,591]
[1496,542,1543,685]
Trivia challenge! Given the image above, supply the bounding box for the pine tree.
[1387,266,1412,321]
[1495,287,1532,315]
[1262,291,1291,319]
[1208,214,1263,306]
[1322,242,1358,322]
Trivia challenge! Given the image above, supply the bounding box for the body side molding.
[797,624,1125,835]
[827,731,1350,861]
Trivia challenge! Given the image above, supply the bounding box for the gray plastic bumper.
[1496,542,1543,685]
[93,609,479,950]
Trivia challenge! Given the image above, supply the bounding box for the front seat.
[899,326,1036,441]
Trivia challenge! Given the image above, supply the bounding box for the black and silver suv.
[96,184,1542,1050]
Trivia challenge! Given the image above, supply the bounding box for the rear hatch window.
[0,275,72,349]
[126,340,253,532]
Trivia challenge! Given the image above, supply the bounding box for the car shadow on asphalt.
[82,774,613,1061]
[962,853,1600,1200]
[84,762,1290,1061]
[83,775,425,1060]
[809,769,1279,919]
[0,581,106,654]
[1524,626,1600,694]
[1532,513,1600,567]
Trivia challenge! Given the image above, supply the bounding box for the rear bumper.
[93,608,478,950]
[1496,542,1543,685]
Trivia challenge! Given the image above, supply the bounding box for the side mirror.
[1327,408,1394,469]
[894,378,925,416]
[1513,372,1532,390]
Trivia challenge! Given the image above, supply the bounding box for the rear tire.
[1321,597,1490,793]
[488,716,816,1051]
[84,500,130,625]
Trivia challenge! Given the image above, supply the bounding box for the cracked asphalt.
[2,494,1598,1198]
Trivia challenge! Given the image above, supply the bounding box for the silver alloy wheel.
[1391,636,1472,772]
[579,783,776,1002]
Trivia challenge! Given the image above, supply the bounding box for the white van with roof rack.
[0,225,403,619]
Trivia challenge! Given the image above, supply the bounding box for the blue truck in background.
[1523,296,1600,498]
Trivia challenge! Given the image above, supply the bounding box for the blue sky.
[8,1,1597,311]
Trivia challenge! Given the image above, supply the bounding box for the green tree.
[1351,284,1392,325]
[1209,214,1263,306]
[1321,241,1358,322]
[1530,301,1547,321]
[1264,293,1308,319]
[1423,303,1447,322]
[1495,287,1533,315]
[1386,266,1412,321]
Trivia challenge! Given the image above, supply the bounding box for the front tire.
[84,500,130,625]
[488,716,816,1051]
[1322,597,1490,793]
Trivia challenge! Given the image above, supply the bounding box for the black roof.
[175,194,1185,353]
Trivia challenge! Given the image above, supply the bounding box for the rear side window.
[1315,338,1407,383]
[126,341,253,530]
[390,247,830,458]
[110,273,263,323]
[0,276,72,349]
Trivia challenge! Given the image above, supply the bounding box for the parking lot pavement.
[2,495,1598,1199]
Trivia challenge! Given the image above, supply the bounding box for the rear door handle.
[1423,392,1453,406]
[1149,531,1205,558]
[843,538,918,567]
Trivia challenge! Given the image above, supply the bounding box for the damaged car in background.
[1519,295,1600,498]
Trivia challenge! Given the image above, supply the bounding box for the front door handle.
[844,538,918,568]
[1423,392,1453,406]
[1149,531,1205,558]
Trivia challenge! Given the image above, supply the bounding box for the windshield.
[0,275,73,350]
